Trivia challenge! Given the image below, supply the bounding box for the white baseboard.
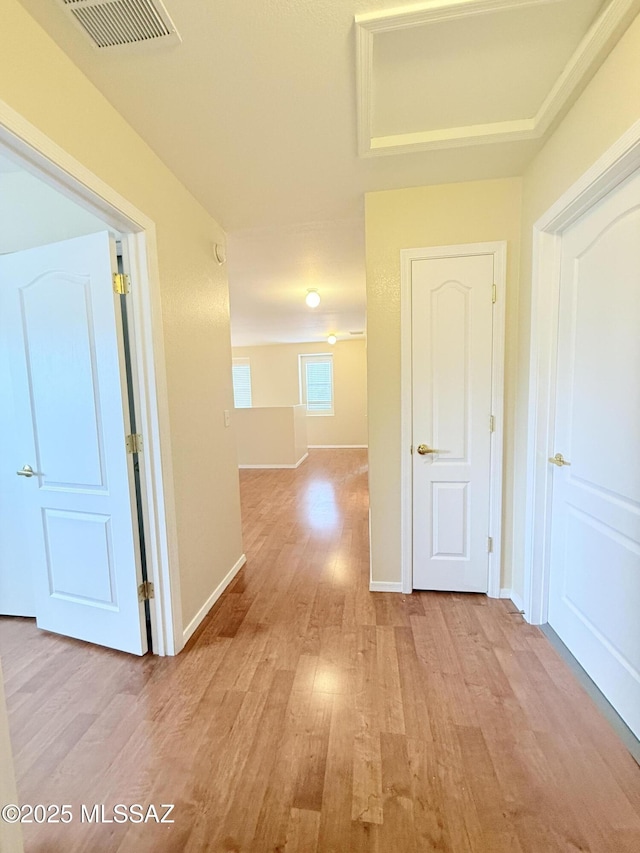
[500,587,525,612]
[369,581,403,593]
[308,445,368,449]
[239,452,308,470]
[368,508,373,591]
[182,553,246,645]
[511,589,524,612]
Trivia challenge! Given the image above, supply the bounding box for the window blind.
[232,359,252,408]
[300,354,333,415]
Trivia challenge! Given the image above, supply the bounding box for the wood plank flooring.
[1,449,639,852]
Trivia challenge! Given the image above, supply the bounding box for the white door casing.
[400,243,506,596]
[0,232,148,655]
[547,169,640,738]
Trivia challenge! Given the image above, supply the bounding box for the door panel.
[0,232,147,655]
[432,482,469,558]
[43,510,117,608]
[412,254,494,592]
[21,273,106,490]
[432,282,470,460]
[549,170,640,738]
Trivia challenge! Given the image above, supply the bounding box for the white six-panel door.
[549,169,640,738]
[0,232,147,655]
[411,254,494,592]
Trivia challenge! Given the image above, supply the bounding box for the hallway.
[0,449,639,852]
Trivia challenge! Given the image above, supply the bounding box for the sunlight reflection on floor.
[302,479,339,531]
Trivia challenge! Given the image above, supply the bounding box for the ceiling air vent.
[61,0,181,49]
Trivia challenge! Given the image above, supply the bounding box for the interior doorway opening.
[0,109,179,657]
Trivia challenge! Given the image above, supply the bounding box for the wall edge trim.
[308,445,368,449]
[182,553,246,646]
[369,581,404,593]
[238,453,308,470]
[500,587,525,612]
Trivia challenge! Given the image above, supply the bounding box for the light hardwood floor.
[1,449,639,852]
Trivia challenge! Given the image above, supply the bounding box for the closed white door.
[0,232,147,655]
[412,253,494,591]
[549,170,640,738]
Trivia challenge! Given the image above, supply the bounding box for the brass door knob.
[16,464,35,478]
[548,453,570,467]
[416,444,436,455]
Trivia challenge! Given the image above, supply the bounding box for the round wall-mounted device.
[214,243,226,265]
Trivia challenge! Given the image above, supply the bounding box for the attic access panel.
[355,0,637,155]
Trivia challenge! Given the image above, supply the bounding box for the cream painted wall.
[235,405,307,467]
[0,170,106,254]
[365,178,522,587]
[511,12,640,599]
[0,0,243,632]
[232,340,368,446]
[294,404,308,464]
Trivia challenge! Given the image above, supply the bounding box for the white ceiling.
[228,218,366,348]
[17,0,637,345]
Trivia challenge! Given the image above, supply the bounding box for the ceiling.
[228,218,366,347]
[17,0,638,345]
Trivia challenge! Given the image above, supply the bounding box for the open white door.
[411,253,494,592]
[0,232,147,655]
[548,169,640,738]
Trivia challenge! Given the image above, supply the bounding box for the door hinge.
[126,433,143,453]
[489,415,495,433]
[113,273,130,295]
[138,581,154,601]
[492,284,497,303]
[487,536,493,553]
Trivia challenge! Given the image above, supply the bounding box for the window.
[299,354,334,415]
[232,358,252,408]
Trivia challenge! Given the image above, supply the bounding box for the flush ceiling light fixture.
[327,334,337,345]
[305,289,321,308]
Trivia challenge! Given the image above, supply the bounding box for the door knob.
[16,464,35,477]
[416,444,436,455]
[548,453,570,467]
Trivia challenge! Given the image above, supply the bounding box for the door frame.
[523,117,640,625]
[0,98,182,655]
[400,241,507,597]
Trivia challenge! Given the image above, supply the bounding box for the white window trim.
[299,353,335,417]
